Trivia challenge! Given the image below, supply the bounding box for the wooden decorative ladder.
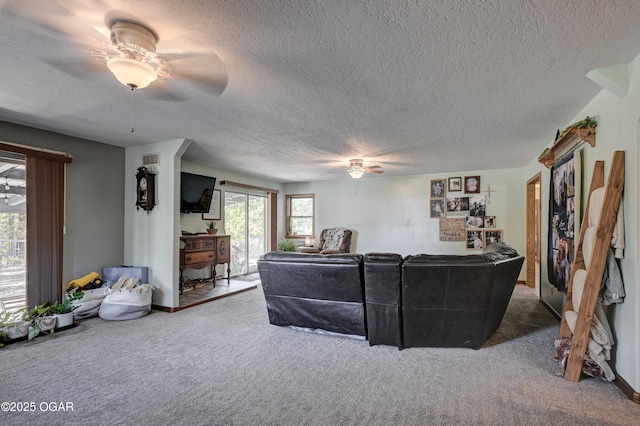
[558,150,625,381]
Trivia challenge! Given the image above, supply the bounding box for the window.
[286,194,314,238]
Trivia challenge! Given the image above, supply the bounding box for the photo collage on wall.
[430,176,503,249]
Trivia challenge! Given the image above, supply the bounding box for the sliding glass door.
[0,155,26,311]
[224,191,267,276]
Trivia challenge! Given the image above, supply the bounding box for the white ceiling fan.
[345,159,384,179]
[1,1,228,97]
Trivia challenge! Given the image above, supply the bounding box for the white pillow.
[582,227,597,269]
[571,269,587,311]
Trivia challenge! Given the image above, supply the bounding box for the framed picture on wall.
[448,177,462,192]
[465,216,485,229]
[484,216,496,228]
[430,179,446,198]
[430,199,446,218]
[202,189,222,220]
[485,229,503,245]
[446,196,470,217]
[466,230,484,250]
[464,176,481,194]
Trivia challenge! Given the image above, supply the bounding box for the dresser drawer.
[184,238,215,251]
[183,251,214,265]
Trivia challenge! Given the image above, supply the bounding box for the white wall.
[526,54,640,391]
[179,160,285,280]
[284,167,526,277]
[124,139,190,308]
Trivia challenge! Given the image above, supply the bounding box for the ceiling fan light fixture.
[348,169,364,179]
[107,57,157,89]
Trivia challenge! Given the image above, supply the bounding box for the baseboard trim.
[614,373,640,404]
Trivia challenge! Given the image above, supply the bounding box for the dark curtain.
[25,156,66,306]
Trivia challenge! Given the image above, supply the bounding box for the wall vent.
[143,153,160,166]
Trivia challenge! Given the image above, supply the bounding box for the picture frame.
[484,229,503,245]
[466,230,484,250]
[448,177,462,192]
[465,216,485,229]
[445,196,470,218]
[430,199,446,218]
[484,216,496,228]
[430,179,446,198]
[202,189,222,220]
[464,176,481,194]
[469,194,486,216]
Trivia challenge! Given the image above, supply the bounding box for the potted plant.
[27,302,56,340]
[0,307,31,341]
[205,220,218,235]
[51,292,82,328]
[277,239,296,252]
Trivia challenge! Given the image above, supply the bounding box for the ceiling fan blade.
[365,169,384,174]
[40,56,104,80]
[143,80,188,102]
[1,0,110,46]
[166,54,228,96]
[366,165,382,169]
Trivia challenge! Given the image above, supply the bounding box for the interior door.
[224,191,267,276]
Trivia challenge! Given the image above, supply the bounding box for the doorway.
[526,173,542,292]
[224,191,267,277]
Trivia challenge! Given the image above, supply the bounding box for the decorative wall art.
[430,199,446,218]
[448,177,462,192]
[202,189,222,220]
[429,174,505,250]
[484,216,496,228]
[439,217,466,241]
[446,196,469,217]
[464,176,480,194]
[485,229,503,244]
[466,230,484,250]
[430,179,446,198]
[465,216,485,229]
[469,194,486,216]
[547,151,581,293]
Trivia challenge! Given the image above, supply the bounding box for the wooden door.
[526,173,542,290]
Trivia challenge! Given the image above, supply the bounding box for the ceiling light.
[348,169,364,179]
[107,57,157,89]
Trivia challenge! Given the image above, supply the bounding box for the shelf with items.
[538,126,596,168]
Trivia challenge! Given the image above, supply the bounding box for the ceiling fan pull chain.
[129,85,135,133]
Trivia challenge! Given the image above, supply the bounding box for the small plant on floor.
[277,239,296,252]
[27,302,55,340]
[51,291,83,315]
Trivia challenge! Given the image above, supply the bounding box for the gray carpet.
[1,284,638,425]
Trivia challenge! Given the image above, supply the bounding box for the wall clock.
[135,166,156,213]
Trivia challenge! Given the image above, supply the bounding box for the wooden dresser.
[179,234,231,293]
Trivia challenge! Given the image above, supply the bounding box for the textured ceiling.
[1,0,639,182]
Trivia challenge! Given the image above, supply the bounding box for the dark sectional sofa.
[257,243,524,349]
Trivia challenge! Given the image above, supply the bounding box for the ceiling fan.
[346,159,383,179]
[1,1,228,97]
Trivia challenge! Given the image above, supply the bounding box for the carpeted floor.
[1,284,638,425]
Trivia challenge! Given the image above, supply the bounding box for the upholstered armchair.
[305,228,353,254]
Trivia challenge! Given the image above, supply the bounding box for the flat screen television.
[180,172,217,213]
